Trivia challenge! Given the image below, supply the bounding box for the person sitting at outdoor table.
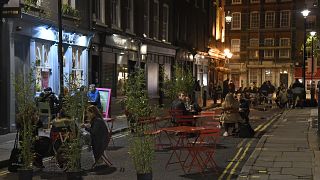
[185,95,202,115]
[87,84,102,110]
[221,93,243,137]
[82,105,110,168]
[37,87,60,118]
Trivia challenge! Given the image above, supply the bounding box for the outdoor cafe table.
[157,126,220,174]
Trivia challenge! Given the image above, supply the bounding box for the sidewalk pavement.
[0,98,218,169]
[237,108,320,180]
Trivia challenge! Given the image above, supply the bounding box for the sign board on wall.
[96,88,112,118]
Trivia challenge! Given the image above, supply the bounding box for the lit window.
[265,11,275,28]
[35,42,51,92]
[231,39,240,53]
[250,12,259,29]
[265,0,276,2]
[250,69,258,84]
[250,0,260,3]
[232,0,242,4]
[279,38,290,58]
[280,10,290,27]
[71,48,84,87]
[264,38,274,58]
[231,12,241,30]
[153,0,159,39]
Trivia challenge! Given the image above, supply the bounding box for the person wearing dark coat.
[223,79,230,99]
[84,105,110,166]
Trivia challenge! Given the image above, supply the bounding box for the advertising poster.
[96,88,112,118]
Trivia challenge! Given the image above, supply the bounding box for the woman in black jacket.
[84,105,111,167]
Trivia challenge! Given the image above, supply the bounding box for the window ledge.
[111,24,122,31]
[62,14,80,21]
[96,22,108,28]
[125,29,136,35]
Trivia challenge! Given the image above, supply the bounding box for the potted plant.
[62,75,88,180]
[14,68,37,180]
[124,68,154,180]
[163,65,194,101]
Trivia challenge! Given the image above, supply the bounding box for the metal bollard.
[203,90,207,107]
[318,81,320,135]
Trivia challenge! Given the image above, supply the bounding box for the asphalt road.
[0,107,283,180]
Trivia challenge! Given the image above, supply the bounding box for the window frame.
[265,11,275,28]
[249,38,259,59]
[280,10,290,28]
[264,38,274,58]
[279,38,290,58]
[250,11,260,29]
[250,0,260,3]
[231,12,241,30]
[162,4,169,42]
[143,0,149,37]
[153,0,159,39]
[111,0,121,28]
[126,0,134,33]
[232,0,242,4]
[231,39,240,53]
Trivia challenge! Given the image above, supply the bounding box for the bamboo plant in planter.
[14,68,37,180]
[125,68,155,180]
[62,75,88,180]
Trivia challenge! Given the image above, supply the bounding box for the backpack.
[239,123,255,138]
[8,132,22,172]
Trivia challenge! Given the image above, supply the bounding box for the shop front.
[4,19,92,131]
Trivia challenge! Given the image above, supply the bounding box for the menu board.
[96,88,112,118]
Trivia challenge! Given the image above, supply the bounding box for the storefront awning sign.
[34,26,91,47]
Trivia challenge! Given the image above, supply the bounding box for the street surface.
[0,107,282,180]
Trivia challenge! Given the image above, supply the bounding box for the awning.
[294,67,320,79]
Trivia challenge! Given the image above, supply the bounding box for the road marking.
[227,140,253,180]
[218,111,283,180]
[218,147,244,180]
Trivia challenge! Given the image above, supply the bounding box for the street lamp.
[301,8,310,107]
[224,49,233,78]
[310,31,316,106]
[225,11,232,24]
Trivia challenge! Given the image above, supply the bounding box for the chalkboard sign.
[96,88,112,118]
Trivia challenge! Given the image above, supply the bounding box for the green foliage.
[23,0,51,18]
[14,67,37,169]
[62,74,88,171]
[128,126,154,174]
[163,65,194,101]
[62,4,80,18]
[306,35,319,57]
[124,68,155,174]
[124,68,152,126]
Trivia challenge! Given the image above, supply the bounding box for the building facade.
[0,0,92,133]
[225,0,305,88]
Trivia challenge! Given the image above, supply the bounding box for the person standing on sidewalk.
[223,78,230,100]
[292,79,304,108]
[87,84,102,110]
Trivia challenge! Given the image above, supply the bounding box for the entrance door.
[91,55,100,86]
[280,73,288,88]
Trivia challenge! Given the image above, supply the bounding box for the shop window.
[232,0,241,4]
[117,64,128,97]
[71,48,84,87]
[265,69,272,82]
[35,42,51,92]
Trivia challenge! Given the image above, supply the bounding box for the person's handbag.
[8,132,22,172]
